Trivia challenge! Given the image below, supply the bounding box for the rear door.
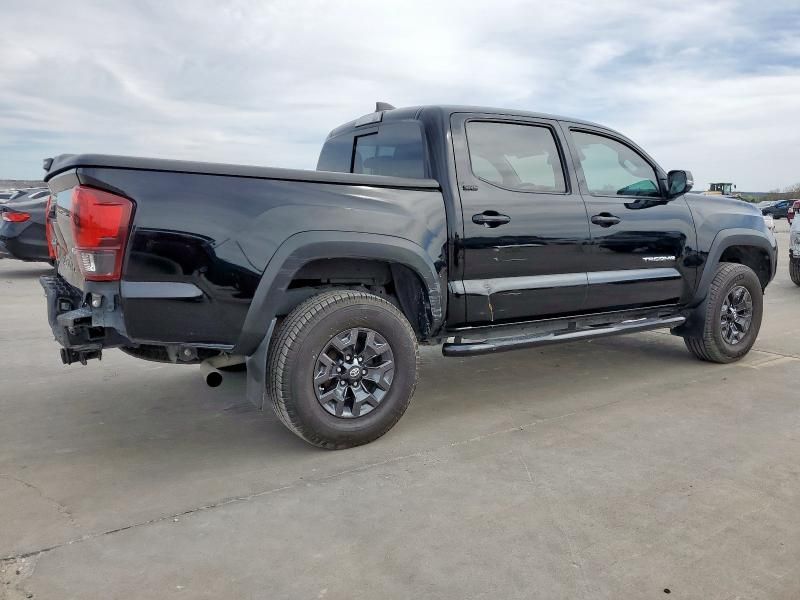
[452,113,591,324]
[564,125,697,311]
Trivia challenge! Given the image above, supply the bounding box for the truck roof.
[326,105,611,139]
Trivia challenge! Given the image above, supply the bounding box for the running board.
[441,315,686,357]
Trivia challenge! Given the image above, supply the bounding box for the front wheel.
[790,257,800,286]
[266,290,419,449]
[683,263,763,363]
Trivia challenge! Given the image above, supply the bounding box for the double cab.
[41,104,777,448]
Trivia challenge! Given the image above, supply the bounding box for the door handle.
[591,213,621,227]
[472,212,511,227]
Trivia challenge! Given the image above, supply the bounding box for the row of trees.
[756,183,800,202]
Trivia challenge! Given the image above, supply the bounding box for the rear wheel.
[683,263,763,363]
[266,290,418,449]
[790,257,800,286]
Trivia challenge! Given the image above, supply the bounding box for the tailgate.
[51,184,83,287]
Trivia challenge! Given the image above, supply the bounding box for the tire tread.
[266,290,418,449]
[790,257,800,286]
[683,262,762,363]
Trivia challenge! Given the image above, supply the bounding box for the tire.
[266,290,419,449]
[683,262,763,363]
[790,257,800,286]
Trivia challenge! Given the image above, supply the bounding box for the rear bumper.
[0,222,50,262]
[40,274,129,364]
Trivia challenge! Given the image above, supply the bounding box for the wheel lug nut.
[339,380,346,387]
[357,356,363,363]
[346,355,352,361]
[362,369,367,375]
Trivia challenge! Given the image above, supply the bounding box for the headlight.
[762,214,775,231]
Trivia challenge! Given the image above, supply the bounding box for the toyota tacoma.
[40,103,777,448]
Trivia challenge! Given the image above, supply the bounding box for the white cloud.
[0,0,798,190]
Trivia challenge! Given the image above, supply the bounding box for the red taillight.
[45,194,55,259]
[70,185,133,281]
[2,211,30,222]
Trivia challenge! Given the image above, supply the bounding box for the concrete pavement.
[1,226,799,599]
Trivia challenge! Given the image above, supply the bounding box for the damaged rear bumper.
[40,274,129,364]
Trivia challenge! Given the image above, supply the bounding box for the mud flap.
[671,296,708,338]
[244,318,276,410]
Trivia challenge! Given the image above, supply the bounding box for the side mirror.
[667,170,693,198]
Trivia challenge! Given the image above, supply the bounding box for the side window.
[465,121,566,193]
[317,134,353,173]
[352,122,426,179]
[572,131,661,197]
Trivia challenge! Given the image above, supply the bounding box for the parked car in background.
[791,215,800,286]
[0,187,49,206]
[756,200,778,210]
[787,199,800,224]
[762,199,793,219]
[39,103,777,449]
[0,194,51,263]
[20,188,50,201]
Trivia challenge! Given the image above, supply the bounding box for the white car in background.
[791,216,800,285]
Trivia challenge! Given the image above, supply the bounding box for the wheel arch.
[693,229,776,304]
[238,231,442,408]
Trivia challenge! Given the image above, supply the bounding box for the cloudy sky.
[1,0,798,191]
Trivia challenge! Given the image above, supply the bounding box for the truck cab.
[317,106,727,329]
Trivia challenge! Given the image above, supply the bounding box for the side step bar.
[442,315,686,357]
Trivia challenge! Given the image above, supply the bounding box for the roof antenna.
[375,101,395,112]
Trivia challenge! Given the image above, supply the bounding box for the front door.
[564,125,697,311]
[452,114,592,324]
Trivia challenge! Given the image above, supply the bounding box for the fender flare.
[692,228,776,305]
[238,231,445,409]
[236,230,445,355]
[673,228,776,339]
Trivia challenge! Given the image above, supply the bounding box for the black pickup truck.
[41,103,777,449]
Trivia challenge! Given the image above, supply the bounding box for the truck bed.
[43,154,447,355]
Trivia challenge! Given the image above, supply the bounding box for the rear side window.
[465,121,566,193]
[572,131,660,197]
[317,121,426,179]
[352,123,425,178]
[316,135,352,173]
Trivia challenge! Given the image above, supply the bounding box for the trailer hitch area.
[60,348,103,366]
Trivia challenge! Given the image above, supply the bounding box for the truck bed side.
[46,158,447,354]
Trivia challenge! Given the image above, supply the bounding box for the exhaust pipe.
[199,354,245,387]
[200,361,223,387]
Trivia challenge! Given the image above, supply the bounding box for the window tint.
[465,121,566,193]
[352,123,426,178]
[316,134,352,173]
[572,131,660,197]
